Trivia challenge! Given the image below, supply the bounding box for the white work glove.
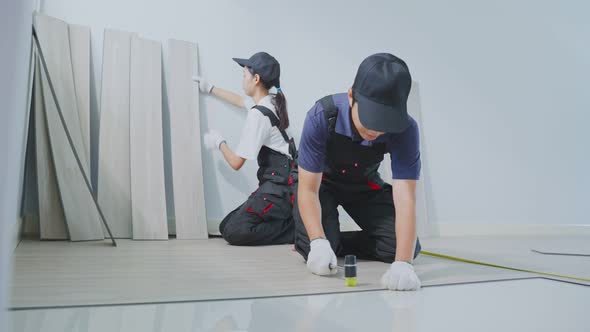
[192,75,214,94]
[203,130,225,151]
[306,238,338,276]
[380,261,421,291]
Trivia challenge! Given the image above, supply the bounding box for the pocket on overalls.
[245,182,291,222]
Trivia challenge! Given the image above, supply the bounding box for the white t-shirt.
[235,95,292,160]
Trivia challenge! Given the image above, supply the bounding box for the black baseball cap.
[233,52,281,88]
[352,53,412,133]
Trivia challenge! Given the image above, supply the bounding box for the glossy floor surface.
[8,278,590,332]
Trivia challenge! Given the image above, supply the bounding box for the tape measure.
[421,250,590,283]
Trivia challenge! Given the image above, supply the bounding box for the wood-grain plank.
[166,39,208,240]
[33,14,89,177]
[129,36,168,240]
[38,54,104,241]
[33,57,67,240]
[97,29,135,238]
[68,24,91,176]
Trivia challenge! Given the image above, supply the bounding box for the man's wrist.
[310,236,327,243]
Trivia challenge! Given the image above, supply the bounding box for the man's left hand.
[380,261,421,291]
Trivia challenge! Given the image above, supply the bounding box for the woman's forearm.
[211,86,248,109]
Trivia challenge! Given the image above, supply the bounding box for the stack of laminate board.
[24,14,208,241]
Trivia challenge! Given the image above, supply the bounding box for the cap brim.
[232,58,253,68]
[355,93,409,133]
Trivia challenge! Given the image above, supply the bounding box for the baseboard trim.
[207,219,222,236]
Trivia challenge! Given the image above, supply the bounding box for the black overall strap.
[318,95,338,133]
[253,105,296,160]
[253,106,289,142]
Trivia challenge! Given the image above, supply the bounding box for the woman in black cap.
[194,52,296,246]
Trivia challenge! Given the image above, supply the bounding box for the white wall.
[39,0,590,227]
[0,0,35,323]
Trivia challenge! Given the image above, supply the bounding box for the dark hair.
[271,89,289,131]
[253,70,288,131]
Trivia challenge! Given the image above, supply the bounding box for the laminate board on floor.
[10,238,532,308]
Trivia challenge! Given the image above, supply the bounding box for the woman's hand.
[192,76,214,94]
[203,130,224,150]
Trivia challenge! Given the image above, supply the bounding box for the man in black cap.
[293,53,422,290]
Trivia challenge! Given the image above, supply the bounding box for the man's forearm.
[394,209,417,262]
[298,188,325,240]
[392,180,418,262]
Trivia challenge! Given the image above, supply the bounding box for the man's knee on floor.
[413,239,422,259]
[374,238,421,263]
[294,237,310,260]
[375,252,395,264]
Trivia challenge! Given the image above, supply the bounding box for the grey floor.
[423,235,590,285]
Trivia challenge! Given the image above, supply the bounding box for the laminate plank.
[97,29,135,238]
[129,36,168,240]
[38,54,104,241]
[34,57,67,240]
[68,24,91,175]
[166,39,208,240]
[33,14,89,177]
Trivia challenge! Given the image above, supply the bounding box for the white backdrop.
[1,0,36,324]
[37,0,590,230]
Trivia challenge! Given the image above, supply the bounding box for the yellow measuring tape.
[421,250,590,283]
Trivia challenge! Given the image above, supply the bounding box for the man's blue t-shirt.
[298,93,421,180]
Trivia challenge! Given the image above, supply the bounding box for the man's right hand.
[306,238,338,276]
